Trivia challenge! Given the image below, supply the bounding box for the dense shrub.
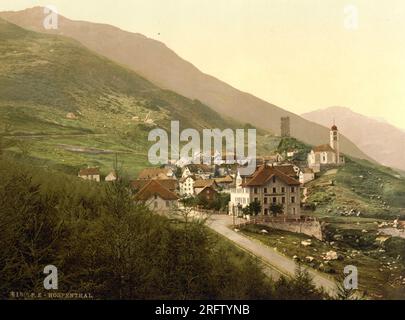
[0,157,326,299]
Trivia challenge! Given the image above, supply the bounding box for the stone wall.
[262,219,324,241]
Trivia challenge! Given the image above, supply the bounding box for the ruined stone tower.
[281,117,290,137]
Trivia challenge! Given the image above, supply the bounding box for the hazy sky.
[2,0,405,129]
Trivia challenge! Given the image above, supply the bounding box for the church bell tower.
[330,122,340,164]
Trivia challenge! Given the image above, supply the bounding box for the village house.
[182,164,212,179]
[105,170,117,182]
[78,167,100,182]
[193,179,218,195]
[299,168,315,184]
[134,180,179,212]
[229,164,301,217]
[259,153,284,166]
[307,124,345,172]
[196,186,219,203]
[179,175,197,197]
[214,175,234,190]
[132,178,177,193]
[138,167,176,180]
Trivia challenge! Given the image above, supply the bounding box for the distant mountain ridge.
[302,106,405,171]
[0,7,372,162]
[0,18,252,175]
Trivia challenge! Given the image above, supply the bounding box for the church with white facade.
[307,124,345,173]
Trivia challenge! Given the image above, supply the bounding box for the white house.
[78,167,100,182]
[105,171,117,182]
[229,164,301,217]
[134,180,179,213]
[287,149,298,158]
[182,164,212,179]
[229,186,251,216]
[179,175,196,197]
[299,168,315,184]
[138,167,175,180]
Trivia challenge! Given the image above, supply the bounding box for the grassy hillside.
[305,158,405,219]
[0,18,273,176]
[0,7,373,162]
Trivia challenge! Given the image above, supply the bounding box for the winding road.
[206,214,338,296]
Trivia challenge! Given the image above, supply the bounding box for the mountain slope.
[0,7,372,162]
[0,18,261,175]
[302,106,405,172]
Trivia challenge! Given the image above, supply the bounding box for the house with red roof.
[134,180,179,212]
[78,167,100,182]
[229,164,301,217]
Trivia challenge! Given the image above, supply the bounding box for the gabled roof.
[79,167,100,176]
[179,175,197,183]
[185,164,212,173]
[106,171,117,177]
[312,144,335,153]
[193,179,218,189]
[131,179,177,191]
[138,167,172,179]
[134,180,179,201]
[243,165,300,187]
[196,185,219,196]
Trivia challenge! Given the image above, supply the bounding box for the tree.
[274,265,326,300]
[246,200,262,223]
[249,200,262,216]
[270,203,284,216]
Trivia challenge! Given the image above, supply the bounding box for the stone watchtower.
[329,124,340,164]
[281,117,290,137]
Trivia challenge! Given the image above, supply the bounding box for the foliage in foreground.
[0,158,326,299]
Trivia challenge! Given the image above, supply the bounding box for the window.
[154,195,158,200]
[264,197,268,204]
[273,187,277,193]
[273,197,277,203]
[264,209,268,215]
[282,197,286,204]
[254,197,258,202]
[291,196,295,204]
[281,187,285,193]
[264,188,267,194]
[273,176,276,183]
[291,187,295,193]
[293,208,296,215]
[254,187,258,194]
